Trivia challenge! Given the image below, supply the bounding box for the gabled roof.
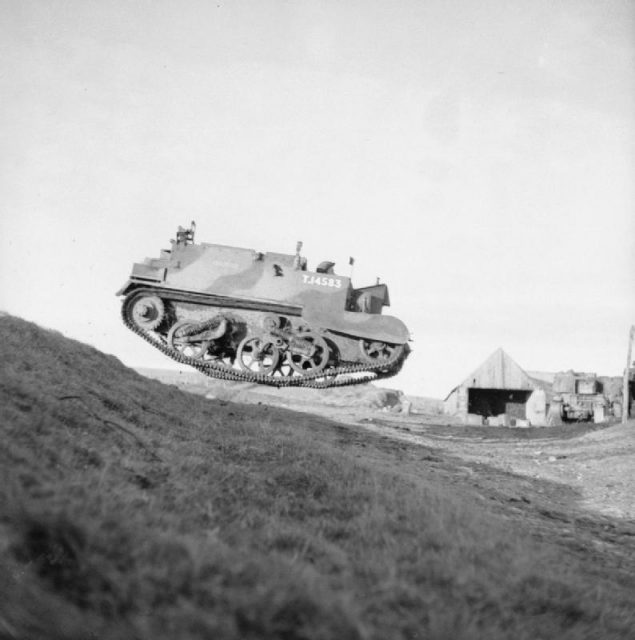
[459,348,537,391]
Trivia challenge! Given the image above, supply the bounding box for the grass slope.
[1,314,634,640]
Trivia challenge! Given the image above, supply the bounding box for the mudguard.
[116,280,135,296]
[303,309,410,345]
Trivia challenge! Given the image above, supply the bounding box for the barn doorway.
[467,388,533,419]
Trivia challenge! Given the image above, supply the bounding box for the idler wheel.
[287,332,329,376]
[236,336,280,375]
[168,320,211,360]
[130,295,165,331]
[359,340,403,367]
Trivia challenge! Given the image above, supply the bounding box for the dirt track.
[343,413,635,521]
[145,369,635,523]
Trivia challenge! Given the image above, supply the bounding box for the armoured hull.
[118,223,411,388]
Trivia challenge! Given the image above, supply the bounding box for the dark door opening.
[467,388,532,419]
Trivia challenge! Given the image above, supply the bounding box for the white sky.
[1,0,634,397]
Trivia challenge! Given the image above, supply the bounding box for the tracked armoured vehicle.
[117,222,410,388]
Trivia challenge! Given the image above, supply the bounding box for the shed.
[444,348,548,426]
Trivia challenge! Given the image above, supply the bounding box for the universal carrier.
[118,222,411,388]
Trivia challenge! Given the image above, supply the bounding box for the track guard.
[303,309,410,345]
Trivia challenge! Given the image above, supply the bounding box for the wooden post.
[623,326,635,424]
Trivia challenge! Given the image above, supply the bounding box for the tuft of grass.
[1,314,635,639]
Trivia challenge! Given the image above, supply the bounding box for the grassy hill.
[1,314,634,639]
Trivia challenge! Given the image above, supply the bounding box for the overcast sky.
[1,0,634,397]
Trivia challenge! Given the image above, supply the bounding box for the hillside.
[1,314,635,640]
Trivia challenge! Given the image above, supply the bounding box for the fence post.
[623,326,635,424]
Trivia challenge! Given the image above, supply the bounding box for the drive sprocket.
[129,294,165,331]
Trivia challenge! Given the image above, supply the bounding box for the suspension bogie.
[121,289,407,388]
